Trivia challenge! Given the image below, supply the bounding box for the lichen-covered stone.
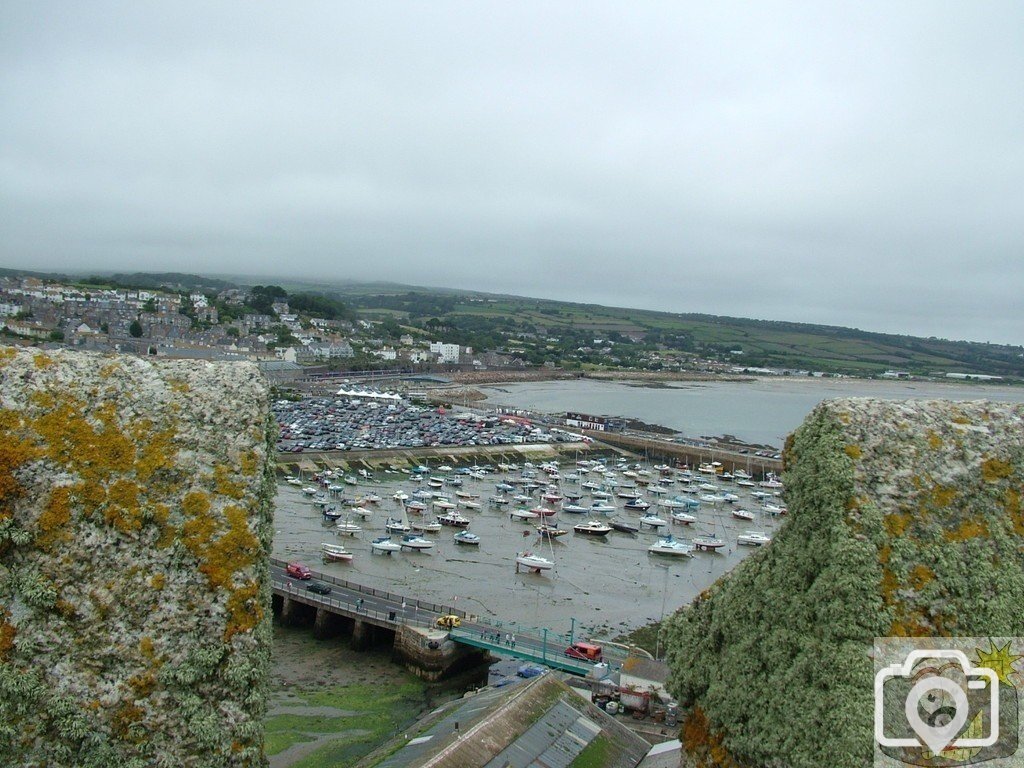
[664,398,1024,768]
[0,348,274,767]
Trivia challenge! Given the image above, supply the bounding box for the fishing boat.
[321,542,354,562]
[670,511,697,525]
[438,511,470,527]
[732,508,756,522]
[509,508,541,521]
[370,536,402,554]
[737,531,772,547]
[648,535,695,557]
[623,498,650,511]
[410,519,442,533]
[573,520,612,536]
[560,502,589,514]
[453,530,481,546]
[639,513,668,529]
[692,536,726,551]
[515,552,554,573]
[589,502,616,515]
[535,524,569,538]
[609,519,640,534]
[399,534,435,551]
[385,517,412,534]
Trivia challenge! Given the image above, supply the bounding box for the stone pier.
[392,624,490,681]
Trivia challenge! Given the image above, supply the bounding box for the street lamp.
[568,617,576,645]
[542,628,548,663]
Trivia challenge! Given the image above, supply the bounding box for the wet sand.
[272,465,784,639]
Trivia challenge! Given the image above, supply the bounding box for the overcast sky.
[2,3,1022,345]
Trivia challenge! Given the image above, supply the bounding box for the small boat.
[459,500,482,510]
[349,506,374,519]
[648,535,694,557]
[692,536,726,551]
[573,520,612,536]
[732,509,756,522]
[616,488,641,500]
[285,477,303,486]
[647,485,668,496]
[488,495,510,505]
[393,490,409,502]
[542,492,563,504]
[455,490,477,500]
[321,507,342,522]
[385,517,411,534]
[737,530,772,546]
[530,506,557,517]
[759,476,784,489]
[560,502,589,514]
[495,482,514,492]
[411,519,442,533]
[670,511,697,525]
[370,536,402,554]
[535,524,569,538]
[763,504,787,516]
[360,494,382,505]
[737,479,756,488]
[404,500,428,514]
[623,498,650,511]
[581,481,602,491]
[639,513,668,529]
[720,493,740,504]
[322,542,354,562]
[509,508,541,521]
[590,490,612,500]
[512,494,532,504]
[432,499,456,510]
[589,502,616,515]
[515,552,554,572]
[438,511,471,528]
[698,483,719,492]
[453,530,481,546]
[610,520,640,534]
[334,520,362,536]
[343,475,358,485]
[657,498,689,509]
[399,534,435,550]
[302,486,318,496]
[428,479,444,489]
[698,494,722,505]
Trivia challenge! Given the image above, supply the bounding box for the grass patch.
[266,680,429,766]
[614,620,661,657]
[569,733,611,768]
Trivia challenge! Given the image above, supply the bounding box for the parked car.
[286,562,312,580]
[305,581,331,595]
[564,641,603,662]
[517,664,544,678]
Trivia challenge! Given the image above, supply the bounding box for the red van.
[564,642,603,662]
[286,562,312,580]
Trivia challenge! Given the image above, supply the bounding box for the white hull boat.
[322,542,354,562]
[639,514,668,528]
[509,508,540,520]
[399,534,435,550]
[693,536,726,551]
[411,519,442,533]
[648,535,694,557]
[515,552,554,572]
[573,520,612,536]
[732,509,756,522]
[453,530,481,546]
[738,531,772,546]
[370,536,402,554]
[670,511,697,525]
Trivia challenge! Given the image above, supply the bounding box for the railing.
[269,557,467,618]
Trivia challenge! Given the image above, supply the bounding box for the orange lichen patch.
[36,486,73,548]
[681,706,741,768]
[881,567,899,605]
[908,564,935,590]
[0,346,17,364]
[1006,489,1024,536]
[99,361,121,378]
[127,671,158,698]
[239,450,258,476]
[33,353,54,369]
[224,580,262,640]
[890,609,932,637]
[104,479,143,533]
[927,430,943,450]
[929,485,957,509]
[110,701,145,742]
[55,599,77,619]
[944,518,989,542]
[0,409,41,522]
[951,415,970,425]
[139,636,155,659]
[167,377,190,393]
[199,505,260,589]
[878,544,891,565]
[149,573,166,590]
[883,512,912,537]
[844,444,862,460]
[0,610,15,660]
[981,457,1013,482]
[212,464,246,499]
[132,421,178,482]
[32,395,134,477]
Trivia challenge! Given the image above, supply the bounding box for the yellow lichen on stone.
[0,346,17,365]
[212,463,246,499]
[224,580,262,641]
[981,457,1013,482]
[944,518,990,541]
[33,353,54,369]
[927,431,942,450]
[883,512,911,537]
[199,505,260,589]
[36,486,73,549]
[0,610,15,660]
[0,409,41,523]
[909,564,935,590]
[844,444,862,460]
[1006,489,1024,536]
[104,479,143,533]
[149,573,166,590]
[929,485,957,509]
[167,377,190,393]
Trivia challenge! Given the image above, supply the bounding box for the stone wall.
[0,348,274,767]
[664,398,1024,768]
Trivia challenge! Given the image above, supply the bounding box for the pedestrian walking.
[511,634,516,649]
[504,633,510,646]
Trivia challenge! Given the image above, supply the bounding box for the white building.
[429,341,460,363]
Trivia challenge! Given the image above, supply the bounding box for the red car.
[285,562,312,580]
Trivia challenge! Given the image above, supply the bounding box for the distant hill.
[107,272,238,292]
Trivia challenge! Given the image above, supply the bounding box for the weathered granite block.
[0,347,274,767]
[664,398,1024,768]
